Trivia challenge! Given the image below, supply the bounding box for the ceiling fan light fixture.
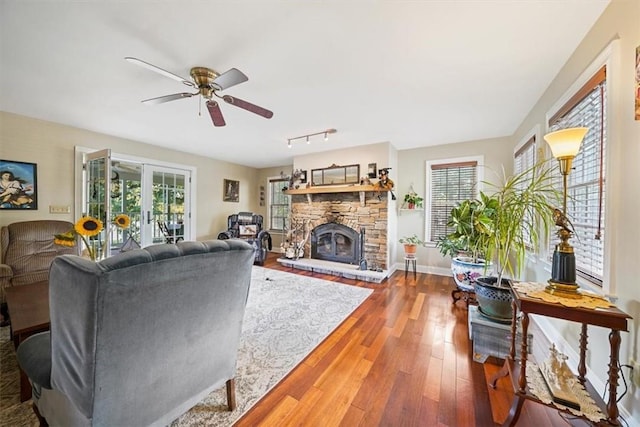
[125,57,272,127]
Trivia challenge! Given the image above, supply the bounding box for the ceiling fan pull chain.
[198,96,202,117]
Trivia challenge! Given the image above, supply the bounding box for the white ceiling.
[0,1,609,169]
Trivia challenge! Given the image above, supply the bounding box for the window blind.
[514,136,536,249]
[548,67,606,284]
[429,161,478,242]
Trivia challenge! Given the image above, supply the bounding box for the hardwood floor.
[237,254,584,427]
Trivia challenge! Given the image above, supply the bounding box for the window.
[425,157,482,243]
[514,135,536,177]
[514,134,537,249]
[268,177,290,231]
[548,66,606,285]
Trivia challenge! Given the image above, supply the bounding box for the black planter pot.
[474,277,513,322]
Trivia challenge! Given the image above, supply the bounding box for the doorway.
[80,148,193,255]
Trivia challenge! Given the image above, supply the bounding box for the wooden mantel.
[284,184,390,206]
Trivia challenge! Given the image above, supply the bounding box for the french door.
[83,151,192,254]
[141,165,190,246]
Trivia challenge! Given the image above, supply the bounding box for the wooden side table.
[489,284,631,426]
[5,281,50,402]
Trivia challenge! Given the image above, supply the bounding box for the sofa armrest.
[0,263,13,304]
[217,231,234,240]
[257,230,272,251]
[17,331,52,389]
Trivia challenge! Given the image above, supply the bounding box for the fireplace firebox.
[311,223,361,265]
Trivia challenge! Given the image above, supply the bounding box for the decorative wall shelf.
[398,208,424,215]
[284,184,390,206]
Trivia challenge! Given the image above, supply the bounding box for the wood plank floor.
[236,254,585,426]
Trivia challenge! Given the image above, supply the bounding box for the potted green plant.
[435,196,497,293]
[399,234,424,257]
[473,159,560,320]
[402,192,424,209]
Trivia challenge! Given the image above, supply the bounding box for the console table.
[489,283,631,426]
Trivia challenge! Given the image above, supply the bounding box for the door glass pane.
[152,170,186,244]
[110,161,142,252]
[85,150,111,258]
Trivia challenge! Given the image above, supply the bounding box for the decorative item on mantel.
[289,169,306,190]
[376,168,396,200]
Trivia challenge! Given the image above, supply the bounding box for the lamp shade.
[543,127,589,159]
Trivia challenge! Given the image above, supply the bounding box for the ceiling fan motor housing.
[190,67,220,98]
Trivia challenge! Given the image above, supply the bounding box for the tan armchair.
[0,220,79,306]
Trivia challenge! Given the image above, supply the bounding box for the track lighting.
[286,129,337,147]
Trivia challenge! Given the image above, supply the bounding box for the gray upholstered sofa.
[17,239,254,427]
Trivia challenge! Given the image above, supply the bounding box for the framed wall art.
[223,179,240,202]
[368,163,377,179]
[0,159,38,210]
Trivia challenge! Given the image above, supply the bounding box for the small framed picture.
[0,159,38,210]
[299,170,307,183]
[223,179,239,202]
[368,163,377,179]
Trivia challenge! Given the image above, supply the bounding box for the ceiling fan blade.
[211,68,248,91]
[222,95,273,119]
[141,92,195,105]
[206,100,226,127]
[125,57,195,87]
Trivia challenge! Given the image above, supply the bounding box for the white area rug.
[172,266,373,426]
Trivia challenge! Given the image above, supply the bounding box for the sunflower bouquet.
[55,214,130,261]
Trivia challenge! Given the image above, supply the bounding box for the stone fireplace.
[285,186,389,271]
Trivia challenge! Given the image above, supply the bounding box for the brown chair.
[0,220,79,323]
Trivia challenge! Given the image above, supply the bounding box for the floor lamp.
[543,127,589,299]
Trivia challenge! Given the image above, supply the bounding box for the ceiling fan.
[125,57,273,127]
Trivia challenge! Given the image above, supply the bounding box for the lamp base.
[545,280,582,299]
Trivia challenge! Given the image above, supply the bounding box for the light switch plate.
[49,205,71,214]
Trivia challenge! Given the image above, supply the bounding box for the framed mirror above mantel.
[311,164,360,186]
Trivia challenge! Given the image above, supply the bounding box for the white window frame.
[424,155,484,245]
[266,176,290,232]
[543,40,619,296]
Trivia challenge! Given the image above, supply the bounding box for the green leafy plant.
[403,192,424,208]
[482,159,560,284]
[435,195,497,263]
[437,159,561,283]
[399,234,425,245]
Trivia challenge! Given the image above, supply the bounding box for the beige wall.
[511,0,640,420]
[396,136,514,271]
[0,111,258,240]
